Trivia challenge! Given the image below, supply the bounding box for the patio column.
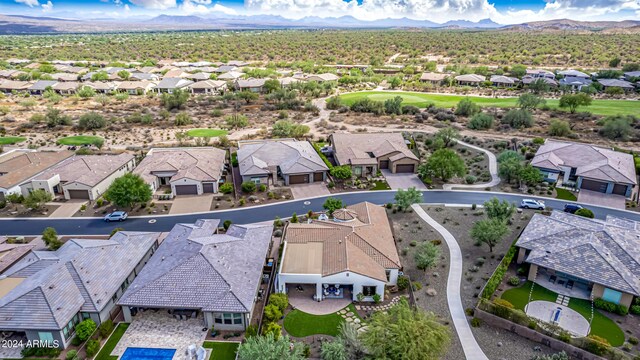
[527,265,538,282]
[122,306,132,322]
[316,283,323,301]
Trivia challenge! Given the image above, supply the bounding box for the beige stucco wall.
[517,248,527,264]
[591,283,634,309]
[390,157,419,173]
[527,264,538,282]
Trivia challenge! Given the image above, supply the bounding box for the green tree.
[414,241,440,270]
[78,112,106,130]
[160,89,189,110]
[241,181,257,193]
[85,339,100,357]
[520,165,543,186]
[434,127,459,147]
[91,71,109,81]
[238,90,259,104]
[559,93,592,114]
[517,93,545,110]
[502,109,534,129]
[483,197,515,222]
[454,97,480,116]
[470,218,509,252]
[599,116,634,140]
[42,227,62,250]
[261,322,282,340]
[76,86,96,99]
[117,70,131,80]
[548,119,572,137]
[321,338,347,360]
[263,304,283,323]
[75,319,97,342]
[323,197,345,215]
[330,166,352,180]
[498,157,523,185]
[425,148,466,182]
[384,96,403,115]
[467,113,494,130]
[510,64,527,77]
[268,293,289,313]
[264,79,281,93]
[226,114,249,129]
[394,187,423,211]
[528,78,550,95]
[388,76,402,89]
[24,189,53,211]
[237,334,304,360]
[104,173,152,210]
[272,120,309,139]
[360,297,450,360]
[45,108,72,128]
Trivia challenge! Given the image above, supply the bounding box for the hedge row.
[481,245,518,299]
[312,143,334,170]
[593,298,628,316]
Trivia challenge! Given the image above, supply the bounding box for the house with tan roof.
[0,150,74,202]
[277,202,401,302]
[531,140,637,200]
[133,148,227,196]
[116,80,157,95]
[306,73,339,82]
[419,72,448,85]
[329,132,419,177]
[455,74,486,86]
[0,230,160,349]
[19,153,135,201]
[237,139,328,186]
[188,80,227,95]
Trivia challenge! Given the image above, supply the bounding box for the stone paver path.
[443,140,500,190]
[355,294,407,312]
[412,204,490,360]
[112,311,207,360]
[337,308,365,330]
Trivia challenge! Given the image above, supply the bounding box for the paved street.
[0,190,637,235]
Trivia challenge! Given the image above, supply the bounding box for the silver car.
[104,211,128,222]
[520,199,545,210]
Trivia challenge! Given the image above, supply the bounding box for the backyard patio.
[533,269,591,300]
[288,284,352,315]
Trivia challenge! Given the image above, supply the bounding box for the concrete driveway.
[169,194,213,214]
[577,190,625,210]
[381,170,427,190]
[48,200,87,217]
[290,183,330,199]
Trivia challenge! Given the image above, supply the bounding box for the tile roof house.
[188,80,227,94]
[116,80,157,95]
[522,76,558,87]
[29,80,58,95]
[558,69,590,78]
[454,74,486,86]
[133,148,227,196]
[305,73,339,82]
[0,230,160,348]
[525,69,555,79]
[419,72,448,84]
[490,75,519,87]
[19,153,136,201]
[52,82,80,95]
[559,76,592,90]
[623,71,640,81]
[214,65,239,74]
[0,80,32,93]
[597,79,635,91]
[235,78,266,93]
[0,150,74,202]
[330,132,419,177]
[0,241,36,275]
[516,211,640,309]
[277,202,401,302]
[155,77,194,93]
[531,140,637,198]
[217,71,244,80]
[237,139,329,186]
[118,219,273,331]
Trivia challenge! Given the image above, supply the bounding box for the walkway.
[48,200,87,217]
[443,140,500,190]
[412,204,489,360]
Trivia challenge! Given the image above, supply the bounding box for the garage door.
[612,184,628,196]
[203,183,215,193]
[313,172,324,182]
[395,164,415,173]
[379,160,389,169]
[289,174,309,184]
[0,192,4,202]
[175,185,198,195]
[581,179,607,193]
[67,189,91,199]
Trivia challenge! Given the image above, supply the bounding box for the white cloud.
[244,0,640,23]
[124,4,131,12]
[41,0,53,12]
[15,0,40,7]
[129,0,177,10]
[181,0,238,14]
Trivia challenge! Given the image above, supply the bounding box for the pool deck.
[112,311,208,360]
[525,300,590,337]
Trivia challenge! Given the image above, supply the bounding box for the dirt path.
[386,52,402,64]
[443,140,501,190]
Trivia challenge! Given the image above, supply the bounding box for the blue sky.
[4,0,640,24]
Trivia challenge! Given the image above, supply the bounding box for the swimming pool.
[120,347,176,360]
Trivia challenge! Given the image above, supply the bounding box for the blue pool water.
[120,347,176,360]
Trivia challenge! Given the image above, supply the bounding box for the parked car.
[104,211,128,222]
[563,204,583,214]
[520,199,545,210]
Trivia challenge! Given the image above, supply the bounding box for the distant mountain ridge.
[0,14,638,34]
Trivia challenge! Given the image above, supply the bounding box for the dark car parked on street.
[563,204,584,214]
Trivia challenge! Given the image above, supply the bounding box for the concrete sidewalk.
[412,204,490,360]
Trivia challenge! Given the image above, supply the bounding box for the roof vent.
[49,285,55,289]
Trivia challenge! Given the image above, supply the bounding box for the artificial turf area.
[501,281,625,346]
[57,135,104,146]
[0,136,26,145]
[202,341,239,360]
[338,91,639,116]
[95,323,130,360]
[186,128,229,137]
[283,304,359,337]
[554,188,577,201]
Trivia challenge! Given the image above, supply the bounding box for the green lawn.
[202,341,239,360]
[555,188,577,201]
[186,128,229,138]
[501,281,625,346]
[57,135,104,146]
[372,180,391,190]
[95,323,130,360]
[0,136,27,145]
[284,304,358,337]
[338,91,640,116]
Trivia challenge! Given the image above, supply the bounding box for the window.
[354,167,362,176]
[362,286,377,297]
[214,313,243,325]
[602,288,622,304]
[386,270,391,282]
[38,332,54,344]
[251,177,262,185]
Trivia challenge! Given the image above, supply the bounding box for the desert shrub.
[575,208,594,218]
[219,183,233,194]
[174,112,193,126]
[508,276,520,286]
[65,350,78,360]
[584,335,610,356]
[78,112,106,130]
[454,97,480,116]
[85,339,100,357]
[628,336,639,345]
[470,318,481,327]
[75,319,97,342]
[241,181,256,193]
[548,119,571,137]
[465,175,477,184]
[268,293,289,313]
[502,109,534,129]
[467,113,493,130]
[397,275,410,291]
[21,346,61,358]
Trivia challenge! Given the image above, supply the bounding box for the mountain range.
[0,14,638,34]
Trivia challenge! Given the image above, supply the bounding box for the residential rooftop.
[237,139,328,177]
[0,150,74,190]
[134,148,226,184]
[28,153,134,188]
[331,132,418,166]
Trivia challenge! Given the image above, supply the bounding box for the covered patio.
[534,269,591,300]
[287,284,352,315]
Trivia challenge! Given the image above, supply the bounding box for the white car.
[520,199,545,210]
